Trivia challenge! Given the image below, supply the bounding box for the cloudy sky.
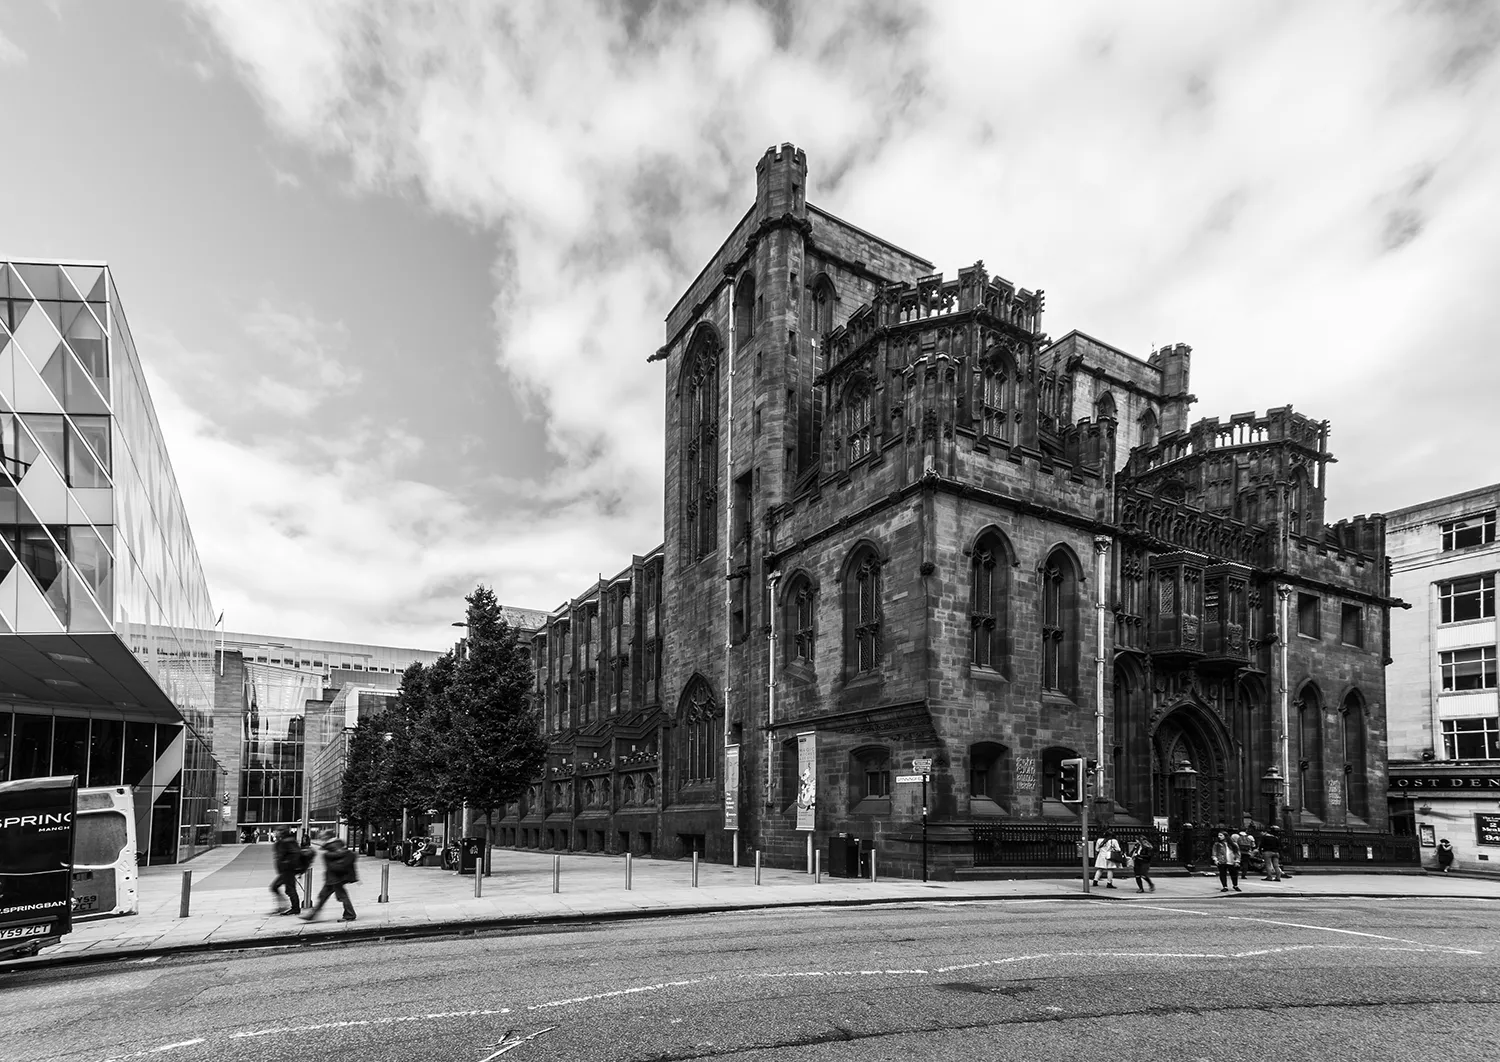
[1,0,1497,651]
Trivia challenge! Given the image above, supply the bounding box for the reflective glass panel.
[52,716,89,780]
[11,713,53,779]
[87,717,123,786]
[20,414,65,474]
[0,712,10,781]
[123,720,155,785]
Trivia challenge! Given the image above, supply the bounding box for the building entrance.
[1151,701,1234,830]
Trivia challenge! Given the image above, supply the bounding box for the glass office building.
[0,259,221,863]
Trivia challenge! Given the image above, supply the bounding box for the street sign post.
[912,757,933,775]
[895,774,924,783]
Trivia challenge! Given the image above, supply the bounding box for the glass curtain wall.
[238,664,325,836]
[0,707,219,863]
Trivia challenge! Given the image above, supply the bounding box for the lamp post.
[1171,759,1198,830]
[1260,765,1285,829]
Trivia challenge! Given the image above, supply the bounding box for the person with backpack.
[1212,830,1241,893]
[1260,826,1284,881]
[300,830,359,923]
[1129,837,1157,893]
[1091,832,1122,889]
[269,827,306,916]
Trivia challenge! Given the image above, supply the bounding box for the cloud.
[269,165,301,189]
[177,0,1500,636]
[0,30,26,67]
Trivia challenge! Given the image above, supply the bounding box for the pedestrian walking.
[269,827,307,915]
[1129,837,1156,893]
[1212,830,1241,892]
[1236,829,1259,880]
[1178,823,1197,875]
[1436,838,1455,873]
[1092,832,1122,889]
[1260,826,1284,881]
[299,830,359,923]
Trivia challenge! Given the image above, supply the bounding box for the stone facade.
[491,144,1397,877]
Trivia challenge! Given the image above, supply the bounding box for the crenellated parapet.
[819,261,1044,376]
[1125,405,1329,480]
[1323,513,1387,560]
[1117,487,1271,567]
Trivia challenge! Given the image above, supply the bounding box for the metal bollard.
[870,849,878,882]
[755,849,762,886]
[814,850,821,884]
[302,869,313,910]
[483,844,492,878]
[379,863,389,904]
[178,871,191,918]
[625,853,633,891]
[552,854,560,894]
[474,866,483,898]
[692,850,699,888]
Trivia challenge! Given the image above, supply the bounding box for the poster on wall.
[795,732,817,831]
[1015,757,1037,792]
[1419,823,1436,847]
[723,745,740,831]
[1476,814,1500,848]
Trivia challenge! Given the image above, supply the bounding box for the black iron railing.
[972,823,1418,868]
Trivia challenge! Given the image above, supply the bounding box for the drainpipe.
[1093,535,1111,804]
[1277,583,1293,812]
[725,277,737,859]
[766,570,781,815]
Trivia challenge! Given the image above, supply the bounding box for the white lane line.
[1110,901,1483,955]
[526,978,707,1011]
[227,1007,512,1039]
[99,1039,205,1062]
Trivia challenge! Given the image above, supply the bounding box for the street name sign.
[911,758,933,774]
[895,774,924,783]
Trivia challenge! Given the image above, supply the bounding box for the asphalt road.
[5,895,1497,1062]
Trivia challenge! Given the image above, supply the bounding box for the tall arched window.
[970,530,1011,671]
[678,676,719,786]
[1095,391,1117,421]
[844,377,874,462]
[1138,408,1159,449]
[681,329,720,563]
[1342,691,1369,821]
[734,274,756,347]
[1041,548,1080,697]
[1296,684,1325,818]
[810,274,837,338]
[980,344,1014,443]
[846,546,883,675]
[784,573,817,664]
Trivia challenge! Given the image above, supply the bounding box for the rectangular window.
[1442,717,1500,760]
[1441,646,1498,692]
[1442,512,1496,551]
[864,767,891,798]
[1297,593,1320,639]
[1441,575,1496,624]
[733,471,751,547]
[1340,603,1364,647]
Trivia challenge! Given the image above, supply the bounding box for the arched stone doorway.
[1151,701,1234,829]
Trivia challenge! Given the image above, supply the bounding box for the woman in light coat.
[1092,833,1121,889]
[1212,831,1241,893]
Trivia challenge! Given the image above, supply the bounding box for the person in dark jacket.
[300,830,359,922]
[269,828,305,915]
[1178,823,1196,875]
[1260,826,1284,881]
[1436,838,1455,873]
[1130,837,1157,893]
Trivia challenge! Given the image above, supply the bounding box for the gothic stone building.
[492,144,1396,877]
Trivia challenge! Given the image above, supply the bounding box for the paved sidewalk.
[6,844,1499,972]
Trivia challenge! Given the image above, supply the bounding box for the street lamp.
[1260,765,1285,828]
[1171,759,1198,829]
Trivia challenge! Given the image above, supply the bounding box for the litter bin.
[459,836,486,875]
[827,836,862,878]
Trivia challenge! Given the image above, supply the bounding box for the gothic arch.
[1294,680,1326,819]
[1095,391,1118,421]
[734,272,757,347]
[1337,686,1370,821]
[968,525,1016,673]
[1113,654,1149,812]
[680,325,721,564]
[1039,545,1085,699]
[841,539,887,676]
[810,272,839,339]
[675,673,720,788]
[1152,699,1235,828]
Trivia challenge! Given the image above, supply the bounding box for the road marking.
[99,1038,205,1061]
[478,1026,556,1060]
[227,1007,513,1039]
[526,978,707,1011]
[1111,902,1483,955]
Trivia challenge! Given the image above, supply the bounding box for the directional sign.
[911,757,933,774]
[895,774,924,784]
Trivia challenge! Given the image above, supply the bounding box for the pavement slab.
[5,843,1498,972]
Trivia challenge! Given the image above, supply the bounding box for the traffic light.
[1059,758,1085,803]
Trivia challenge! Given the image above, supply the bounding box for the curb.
[5,886,1497,974]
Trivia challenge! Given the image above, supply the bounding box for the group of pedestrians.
[269,827,360,922]
[1089,822,1288,894]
